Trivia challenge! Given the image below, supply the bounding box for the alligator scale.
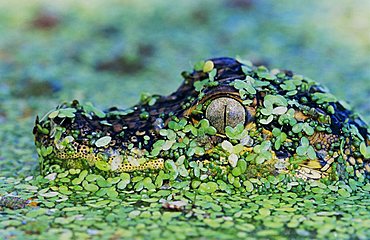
[34,57,370,183]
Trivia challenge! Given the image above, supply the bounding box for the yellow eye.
[205,97,246,134]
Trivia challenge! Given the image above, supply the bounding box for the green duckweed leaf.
[259,208,271,217]
[296,146,306,156]
[95,136,112,147]
[360,142,370,158]
[48,110,59,119]
[83,183,99,192]
[83,103,106,118]
[225,123,248,140]
[272,106,287,115]
[198,182,218,194]
[194,61,205,71]
[292,123,303,133]
[95,161,111,171]
[107,188,119,198]
[303,123,315,136]
[39,191,59,198]
[203,60,214,73]
[96,178,112,188]
[260,115,274,125]
[312,92,337,104]
[58,108,76,118]
[307,146,317,160]
[208,68,217,80]
[143,177,156,190]
[117,173,130,189]
[244,180,254,192]
[338,188,350,197]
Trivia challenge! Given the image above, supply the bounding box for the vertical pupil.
[205,97,246,134]
[223,105,227,131]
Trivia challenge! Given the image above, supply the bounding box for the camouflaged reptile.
[33,57,370,184]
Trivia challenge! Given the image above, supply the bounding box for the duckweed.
[3,172,369,239]
[95,136,112,147]
[2,1,370,239]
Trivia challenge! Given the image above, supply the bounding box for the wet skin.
[34,57,370,182]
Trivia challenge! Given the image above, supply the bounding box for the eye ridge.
[205,97,247,134]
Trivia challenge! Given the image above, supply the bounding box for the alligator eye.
[205,97,246,134]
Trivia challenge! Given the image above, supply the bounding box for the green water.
[0,1,369,239]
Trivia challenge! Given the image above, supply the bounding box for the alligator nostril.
[205,97,246,134]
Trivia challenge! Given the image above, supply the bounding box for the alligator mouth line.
[47,142,165,173]
[46,139,287,177]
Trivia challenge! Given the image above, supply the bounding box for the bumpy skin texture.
[34,57,370,182]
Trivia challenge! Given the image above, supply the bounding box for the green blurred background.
[1,0,370,177]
